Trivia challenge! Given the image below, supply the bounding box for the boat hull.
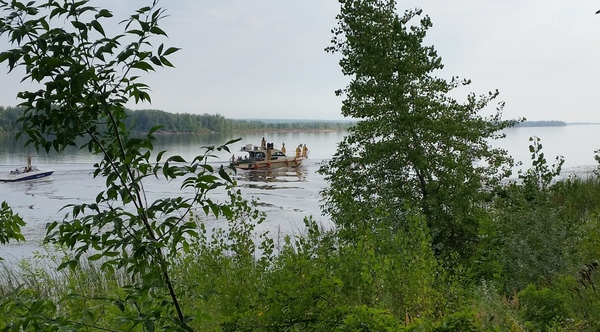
[0,170,54,182]
[233,158,304,170]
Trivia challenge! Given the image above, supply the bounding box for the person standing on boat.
[261,137,266,149]
[25,156,32,172]
[302,144,309,158]
[281,143,286,154]
[296,144,301,158]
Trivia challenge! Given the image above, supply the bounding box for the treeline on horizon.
[0,106,352,134]
[515,120,567,127]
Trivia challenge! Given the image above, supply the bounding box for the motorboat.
[0,167,54,182]
[0,157,54,182]
[231,143,306,170]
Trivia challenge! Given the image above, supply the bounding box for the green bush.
[337,305,403,331]
[518,284,567,331]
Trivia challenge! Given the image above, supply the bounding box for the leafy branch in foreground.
[0,0,249,329]
[0,201,25,260]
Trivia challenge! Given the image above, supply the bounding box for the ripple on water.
[0,159,330,263]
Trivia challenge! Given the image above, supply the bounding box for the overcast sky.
[1,1,599,122]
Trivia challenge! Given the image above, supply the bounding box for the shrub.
[518,284,567,331]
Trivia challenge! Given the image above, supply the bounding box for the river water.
[0,125,599,261]
[0,131,347,261]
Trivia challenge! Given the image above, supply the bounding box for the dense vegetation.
[0,106,351,134]
[1,0,600,331]
[320,2,516,263]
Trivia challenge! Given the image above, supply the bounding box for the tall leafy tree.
[320,0,516,258]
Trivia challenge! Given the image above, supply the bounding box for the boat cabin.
[248,151,266,161]
[238,144,287,161]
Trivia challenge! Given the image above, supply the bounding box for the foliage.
[518,284,567,331]
[0,287,74,331]
[474,137,574,292]
[0,0,255,329]
[519,136,564,191]
[3,171,600,330]
[426,311,480,332]
[470,136,600,329]
[0,214,440,331]
[566,262,600,330]
[3,0,600,330]
[319,0,517,260]
[172,194,272,330]
[220,212,445,331]
[0,202,25,256]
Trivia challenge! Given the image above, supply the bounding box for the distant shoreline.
[515,120,567,127]
[149,128,349,135]
[566,122,600,126]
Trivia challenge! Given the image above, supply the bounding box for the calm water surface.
[0,131,346,261]
[497,125,599,176]
[0,125,599,261]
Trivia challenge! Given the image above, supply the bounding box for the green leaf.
[71,20,87,31]
[219,167,233,183]
[95,9,113,19]
[58,259,79,271]
[159,56,173,67]
[126,29,144,36]
[137,6,152,13]
[39,18,49,31]
[50,7,68,19]
[117,48,135,62]
[150,26,167,36]
[131,61,154,72]
[149,56,162,67]
[0,51,11,64]
[162,47,181,56]
[156,150,167,163]
[167,155,186,163]
[91,20,106,37]
[104,251,119,257]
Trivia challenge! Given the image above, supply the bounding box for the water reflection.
[235,165,308,190]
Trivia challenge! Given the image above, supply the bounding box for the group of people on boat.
[229,137,309,170]
[261,137,309,158]
[230,138,309,164]
[10,156,33,174]
[296,144,309,158]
